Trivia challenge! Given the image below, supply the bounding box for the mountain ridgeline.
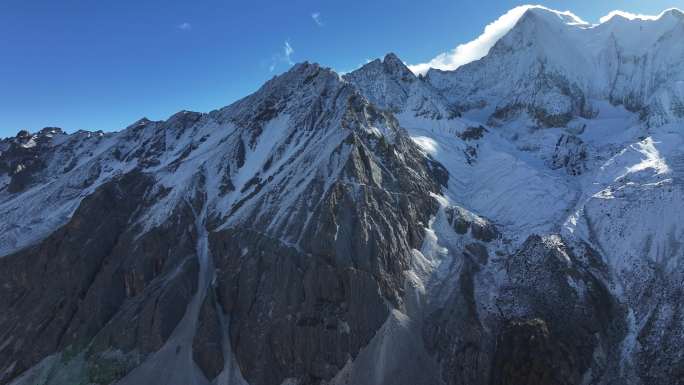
[2,7,684,385]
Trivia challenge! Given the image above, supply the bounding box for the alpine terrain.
[2,5,684,385]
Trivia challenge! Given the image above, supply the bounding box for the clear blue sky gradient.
[1,0,682,136]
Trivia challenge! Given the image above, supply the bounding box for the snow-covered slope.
[426,7,684,127]
[343,53,456,120]
[0,62,446,385]
[348,7,684,384]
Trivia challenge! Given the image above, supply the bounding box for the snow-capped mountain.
[426,7,684,127]
[2,5,684,385]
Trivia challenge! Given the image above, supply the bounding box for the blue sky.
[1,0,682,137]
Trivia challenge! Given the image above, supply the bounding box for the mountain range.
[2,6,684,385]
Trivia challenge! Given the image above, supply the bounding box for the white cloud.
[177,22,192,31]
[311,12,323,27]
[408,5,586,75]
[269,40,295,72]
[284,41,294,64]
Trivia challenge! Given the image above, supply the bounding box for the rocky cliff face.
[0,62,445,385]
[2,6,684,385]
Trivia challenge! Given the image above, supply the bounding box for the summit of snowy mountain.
[423,5,684,127]
[344,53,456,121]
[518,6,590,26]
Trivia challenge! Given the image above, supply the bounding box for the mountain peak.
[347,52,414,81]
[233,61,341,109]
[277,61,338,84]
[663,8,684,18]
[382,52,402,65]
[382,52,414,78]
[599,8,684,24]
[518,6,589,27]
